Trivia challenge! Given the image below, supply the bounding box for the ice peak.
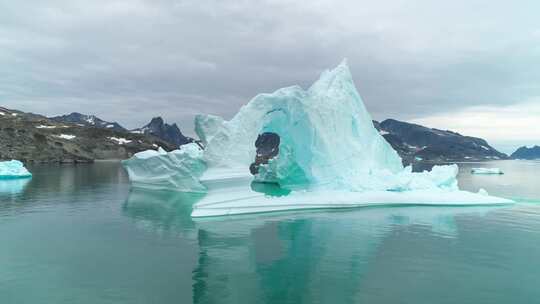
[309,59,354,95]
[338,58,348,68]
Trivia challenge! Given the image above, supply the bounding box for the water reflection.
[190,206,504,303]
[118,182,513,304]
[457,160,540,200]
[123,188,203,236]
[0,177,30,196]
[2,161,540,304]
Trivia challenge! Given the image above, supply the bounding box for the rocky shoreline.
[0,107,176,163]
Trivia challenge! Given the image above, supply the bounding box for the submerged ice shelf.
[123,60,513,217]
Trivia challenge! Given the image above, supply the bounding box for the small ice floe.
[0,112,5,116]
[0,160,32,179]
[471,168,504,175]
[36,125,57,129]
[477,188,489,196]
[55,134,76,140]
[109,137,132,144]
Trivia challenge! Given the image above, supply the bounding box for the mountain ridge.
[51,113,195,148]
[51,112,127,132]
[130,117,195,147]
[1,106,508,164]
[373,119,507,164]
[511,145,540,160]
[1,107,176,163]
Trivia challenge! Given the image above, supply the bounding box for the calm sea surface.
[1,160,539,304]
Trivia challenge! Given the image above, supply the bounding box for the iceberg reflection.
[123,188,203,236]
[0,177,30,196]
[191,206,502,303]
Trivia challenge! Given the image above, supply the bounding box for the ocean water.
[1,160,539,304]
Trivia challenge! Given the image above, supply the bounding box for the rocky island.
[0,107,176,163]
[511,146,540,160]
[373,119,507,164]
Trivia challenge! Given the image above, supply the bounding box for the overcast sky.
[1,0,539,153]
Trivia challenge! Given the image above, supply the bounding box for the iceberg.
[123,60,513,217]
[471,168,504,175]
[122,145,206,192]
[0,160,32,179]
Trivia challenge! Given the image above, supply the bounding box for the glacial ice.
[471,168,504,175]
[122,144,207,192]
[122,60,513,217]
[0,160,32,179]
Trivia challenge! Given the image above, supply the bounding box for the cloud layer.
[1,0,539,150]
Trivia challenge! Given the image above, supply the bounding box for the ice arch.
[123,60,513,217]
[195,60,403,191]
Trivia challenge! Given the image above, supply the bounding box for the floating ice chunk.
[0,160,32,179]
[36,125,57,129]
[122,143,206,192]
[123,60,514,217]
[471,168,504,175]
[478,188,489,196]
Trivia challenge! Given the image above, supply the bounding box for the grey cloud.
[1,0,539,136]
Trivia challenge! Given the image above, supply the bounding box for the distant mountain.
[131,117,194,147]
[373,119,507,163]
[51,112,126,132]
[0,107,176,163]
[2,105,510,164]
[511,146,540,160]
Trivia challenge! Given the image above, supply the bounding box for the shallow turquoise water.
[1,160,539,304]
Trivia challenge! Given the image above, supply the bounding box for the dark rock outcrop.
[51,112,126,132]
[0,107,175,163]
[373,119,507,164]
[249,132,280,175]
[131,117,194,148]
[511,146,540,160]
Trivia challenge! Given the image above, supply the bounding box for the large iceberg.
[0,160,32,179]
[123,60,512,217]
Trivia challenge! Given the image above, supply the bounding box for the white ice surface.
[471,168,504,174]
[122,143,207,192]
[109,137,132,144]
[55,134,76,140]
[191,170,512,217]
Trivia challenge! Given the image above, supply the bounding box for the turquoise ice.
[0,160,32,179]
[122,61,513,217]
